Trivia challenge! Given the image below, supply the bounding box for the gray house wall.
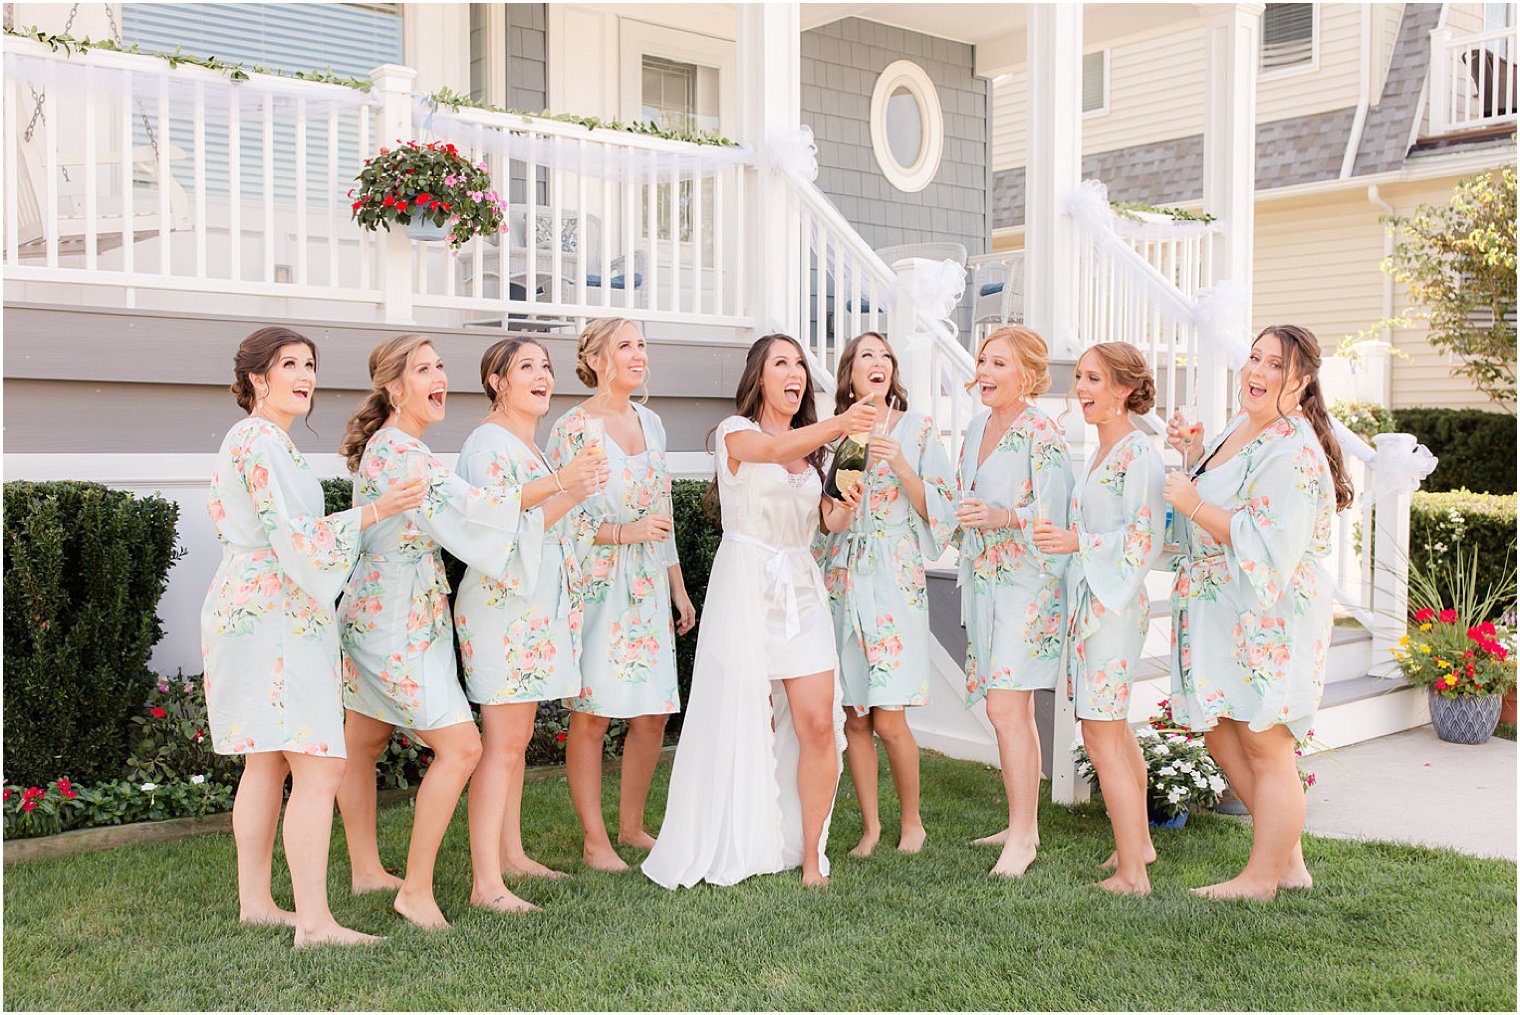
[505,4,549,207]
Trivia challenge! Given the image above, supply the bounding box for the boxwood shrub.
[3,481,180,786]
[1409,489,1517,618]
[1394,408,1516,495]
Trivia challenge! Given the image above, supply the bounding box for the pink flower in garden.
[1438,609,1457,623]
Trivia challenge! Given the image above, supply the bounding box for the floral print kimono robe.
[339,427,518,731]
[454,424,583,705]
[955,405,1074,702]
[1066,429,1165,721]
[817,410,958,716]
[201,418,362,757]
[1170,414,1336,740]
[546,403,680,718]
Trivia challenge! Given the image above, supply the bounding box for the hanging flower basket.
[351,140,506,248]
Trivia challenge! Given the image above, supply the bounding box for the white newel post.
[1025,4,1087,807]
[1370,434,1415,677]
[737,3,801,338]
[372,63,417,325]
[1428,29,1452,136]
[891,259,934,404]
[1200,4,1262,434]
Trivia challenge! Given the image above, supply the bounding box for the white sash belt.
[722,531,812,639]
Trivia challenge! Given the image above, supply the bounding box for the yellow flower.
[1399,634,1411,646]
[1436,659,1450,668]
[1418,644,1432,654]
[1420,623,1432,632]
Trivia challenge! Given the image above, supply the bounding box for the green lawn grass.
[1495,722,1516,742]
[4,751,1515,1011]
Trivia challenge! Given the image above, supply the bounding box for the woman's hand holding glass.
[372,472,427,520]
[1031,520,1079,555]
[956,497,1010,531]
[560,444,610,500]
[1166,407,1204,466]
[622,513,674,543]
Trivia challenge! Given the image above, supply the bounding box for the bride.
[643,334,877,889]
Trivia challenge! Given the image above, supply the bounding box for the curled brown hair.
[480,336,550,409]
[231,326,319,431]
[833,331,908,416]
[1256,324,1354,512]
[1079,342,1156,415]
[339,333,435,472]
[702,333,823,521]
[969,326,1052,399]
[574,317,641,390]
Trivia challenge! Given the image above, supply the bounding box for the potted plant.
[1392,545,1518,744]
[350,140,506,246]
[1072,707,1227,828]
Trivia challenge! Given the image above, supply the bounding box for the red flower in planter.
[56,778,76,799]
[400,737,410,748]
[383,195,396,207]
[21,800,35,813]
[556,732,567,743]
[151,707,167,718]
[1414,608,1436,623]
[416,194,431,206]
[397,202,408,213]
[1438,609,1457,623]
[3,789,11,802]
[440,202,451,213]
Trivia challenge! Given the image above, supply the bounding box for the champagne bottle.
[824,432,870,501]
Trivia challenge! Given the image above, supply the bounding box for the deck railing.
[1428,25,1520,135]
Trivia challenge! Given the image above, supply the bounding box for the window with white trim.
[870,61,944,193]
[1260,4,1315,72]
[1082,51,1108,114]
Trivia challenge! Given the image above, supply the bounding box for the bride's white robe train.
[643,416,846,889]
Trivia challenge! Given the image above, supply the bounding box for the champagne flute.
[582,415,607,494]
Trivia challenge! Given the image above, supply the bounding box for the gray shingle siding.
[505,4,547,206]
[1352,3,1443,176]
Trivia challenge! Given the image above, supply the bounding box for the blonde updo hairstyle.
[968,326,1052,400]
[339,333,435,471]
[1082,341,1156,415]
[574,317,644,393]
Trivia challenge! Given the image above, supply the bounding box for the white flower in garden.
[140,782,158,792]
[1209,776,1227,792]
[1167,787,1184,803]
[190,774,205,785]
[1180,763,1196,774]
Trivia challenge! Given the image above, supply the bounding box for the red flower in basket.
[1438,609,1457,623]
[1414,608,1436,623]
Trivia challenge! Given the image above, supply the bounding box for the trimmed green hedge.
[1409,489,1517,618]
[1394,408,1516,495]
[3,482,180,786]
[671,479,721,727]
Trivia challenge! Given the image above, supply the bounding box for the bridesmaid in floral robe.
[334,334,526,932]
[456,336,608,911]
[547,318,696,872]
[1033,342,1164,895]
[816,332,957,858]
[204,327,423,948]
[954,327,1073,878]
[1164,325,1352,900]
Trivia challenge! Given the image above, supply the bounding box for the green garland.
[426,86,742,148]
[1110,200,1217,225]
[5,25,372,90]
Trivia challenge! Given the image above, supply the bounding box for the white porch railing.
[1428,25,1520,135]
[3,40,758,332]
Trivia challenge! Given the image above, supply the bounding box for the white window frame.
[617,19,736,136]
[1258,2,1320,80]
[1082,49,1110,118]
[869,59,944,193]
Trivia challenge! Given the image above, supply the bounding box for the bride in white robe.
[643,335,877,889]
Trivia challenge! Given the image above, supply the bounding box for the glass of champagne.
[582,415,606,494]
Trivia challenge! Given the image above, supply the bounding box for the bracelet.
[615,524,623,545]
[368,502,381,526]
[1187,501,1205,521]
[1004,509,1014,528]
[554,470,566,494]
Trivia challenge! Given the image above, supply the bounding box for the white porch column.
[372,63,418,325]
[1370,434,1415,677]
[1022,4,1083,361]
[1199,3,1263,432]
[1025,4,1087,807]
[737,3,801,337]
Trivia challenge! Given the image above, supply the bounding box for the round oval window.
[870,61,943,193]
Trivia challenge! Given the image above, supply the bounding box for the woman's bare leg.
[336,710,402,894]
[494,705,565,879]
[782,671,842,887]
[1204,720,1311,889]
[232,751,296,925]
[984,689,1041,877]
[616,713,669,850]
[467,703,543,913]
[1196,722,1303,901]
[392,721,482,930]
[1082,719,1150,895]
[283,753,383,947]
[871,708,926,853]
[1102,728,1157,869]
[842,710,881,857]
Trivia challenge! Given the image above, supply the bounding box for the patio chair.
[843,240,968,313]
[971,252,1025,344]
[1464,47,1518,119]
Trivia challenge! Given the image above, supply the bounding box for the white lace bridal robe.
[643,415,846,889]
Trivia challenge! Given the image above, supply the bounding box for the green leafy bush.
[1394,408,1517,494]
[1409,490,1517,619]
[3,481,180,786]
[671,479,721,728]
[3,775,235,840]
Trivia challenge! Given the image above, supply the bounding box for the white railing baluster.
[118,69,134,276]
[814,223,828,366]
[157,75,170,274]
[645,163,660,315]
[353,100,365,290]
[194,83,207,278]
[262,97,274,283]
[43,71,58,268]
[670,161,681,315]
[228,88,241,282]
[600,165,613,310]
[712,168,725,317]
[693,169,705,316]
[327,107,339,288]
[83,67,99,269]
[550,160,563,310]
[734,166,747,318]
[622,163,637,314]
[5,76,18,265]
[526,135,539,314]
[576,138,588,310]
[295,97,309,285]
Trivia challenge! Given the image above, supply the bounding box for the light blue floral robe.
[818,410,958,716]
[1066,429,1165,721]
[955,405,1074,701]
[339,427,518,731]
[201,418,362,757]
[1170,414,1336,740]
[546,403,680,718]
[454,424,583,706]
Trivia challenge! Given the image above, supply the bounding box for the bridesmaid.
[202,326,423,947]
[954,326,1073,878]
[335,333,523,931]
[1164,324,1350,900]
[456,336,609,910]
[1031,342,1165,895]
[546,318,697,873]
[817,331,957,857]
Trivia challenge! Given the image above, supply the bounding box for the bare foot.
[351,870,404,895]
[897,824,927,854]
[990,839,1037,878]
[972,826,1010,846]
[1278,864,1314,891]
[470,888,542,914]
[393,887,451,930]
[801,868,829,888]
[504,855,571,879]
[617,830,657,850]
[579,844,630,873]
[294,923,386,948]
[239,905,298,927]
[1101,846,1157,870]
[1192,876,1277,901]
[849,828,881,858]
[1095,873,1151,896]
